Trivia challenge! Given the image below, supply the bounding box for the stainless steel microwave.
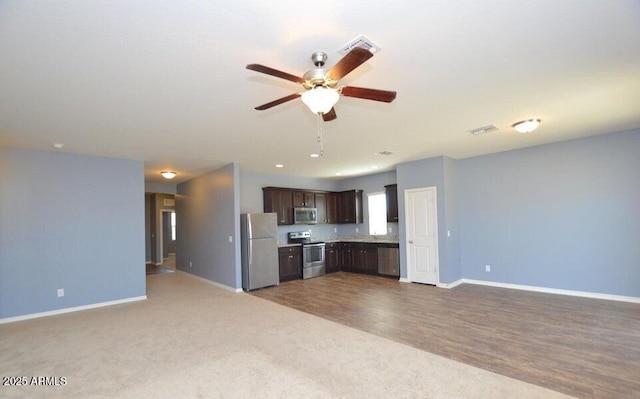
[294,207,318,224]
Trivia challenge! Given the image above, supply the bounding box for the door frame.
[404,186,440,284]
[157,209,175,265]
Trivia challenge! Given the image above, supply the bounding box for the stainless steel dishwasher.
[377,245,400,276]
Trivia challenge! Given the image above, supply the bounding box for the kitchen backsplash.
[277,223,398,244]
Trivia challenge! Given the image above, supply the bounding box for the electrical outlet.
[189,261,192,268]
[334,228,337,233]
[355,227,359,233]
[388,227,392,233]
[228,235,232,243]
[447,230,451,237]
[57,288,64,297]
[485,265,491,272]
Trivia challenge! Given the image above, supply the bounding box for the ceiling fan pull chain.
[317,112,324,156]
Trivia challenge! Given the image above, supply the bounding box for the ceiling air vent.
[469,125,499,136]
[338,35,382,55]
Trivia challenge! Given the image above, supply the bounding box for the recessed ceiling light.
[275,164,284,168]
[371,165,378,169]
[336,172,343,176]
[310,153,320,158]
[53,143,64,149]
[161,171,177,180]
[513,119,541,133]
[374,151,393,156]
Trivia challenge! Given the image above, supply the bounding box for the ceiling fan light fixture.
[161,171,177,179]
[301,87,339,114]
[513,119,541,134]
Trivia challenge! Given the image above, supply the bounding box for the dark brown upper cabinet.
[325,192,339,224]
[263,187,362,225]
[338,190,363,224]
[292,191,315,208]
[385,184,399,222]
[263,187,293,225]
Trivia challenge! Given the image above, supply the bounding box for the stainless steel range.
[288,231,326,279]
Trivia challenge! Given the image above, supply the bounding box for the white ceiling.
[1,1,639,184]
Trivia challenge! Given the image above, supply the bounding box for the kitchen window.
[368,192,387,235]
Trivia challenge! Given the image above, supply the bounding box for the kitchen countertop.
[278,237,399,247]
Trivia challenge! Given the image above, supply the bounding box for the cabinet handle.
[288,256,293,259]
[408,240,414,244]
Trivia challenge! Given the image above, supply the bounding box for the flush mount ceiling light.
[161,171,177,180]
[301,87,340,114]
[513,119,541,133]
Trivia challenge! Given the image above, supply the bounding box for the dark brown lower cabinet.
[325,243,340,274]
[352,243,378,274]
[340,243,353,270]
[340,242,378,275]
[278,246,301,282]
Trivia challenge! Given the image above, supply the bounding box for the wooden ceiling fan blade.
[246,64,305,84]
[255,93,301,110]
[326,47,373,81]
[322,107,337,122]
[341,86,397,103]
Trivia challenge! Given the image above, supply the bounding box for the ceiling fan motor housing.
[311,52,327,67]
[303,52,336,89]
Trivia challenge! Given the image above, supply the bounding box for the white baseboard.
[398,277,411,283]
[437,279,464,289]
[460,279,640,304]
[178,270,242,293]
[0,295,147,324]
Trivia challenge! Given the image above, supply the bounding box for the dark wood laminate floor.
[250,272,640,398]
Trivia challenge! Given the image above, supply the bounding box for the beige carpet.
[0,271,574,399]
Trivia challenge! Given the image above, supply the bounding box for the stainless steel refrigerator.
[240,213,279,291]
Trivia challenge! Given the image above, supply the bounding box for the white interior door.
[405,187,439,285]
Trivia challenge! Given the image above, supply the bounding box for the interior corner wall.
[176,163,240,290]
[442,156,461,282]
[0,147,146,320]
[459,129,640,297]
[145,193,152,262]
[396,156,459,283]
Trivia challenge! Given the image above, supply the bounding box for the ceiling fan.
[246,47,397,122]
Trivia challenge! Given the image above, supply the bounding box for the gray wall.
[145,182,176,194]
[145,194,152,262]
[396,156,460,283]
[0,147,145,319]
[177,163,241,289]
[458,129,640,296]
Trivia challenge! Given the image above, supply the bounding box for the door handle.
[408,240,414,244]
